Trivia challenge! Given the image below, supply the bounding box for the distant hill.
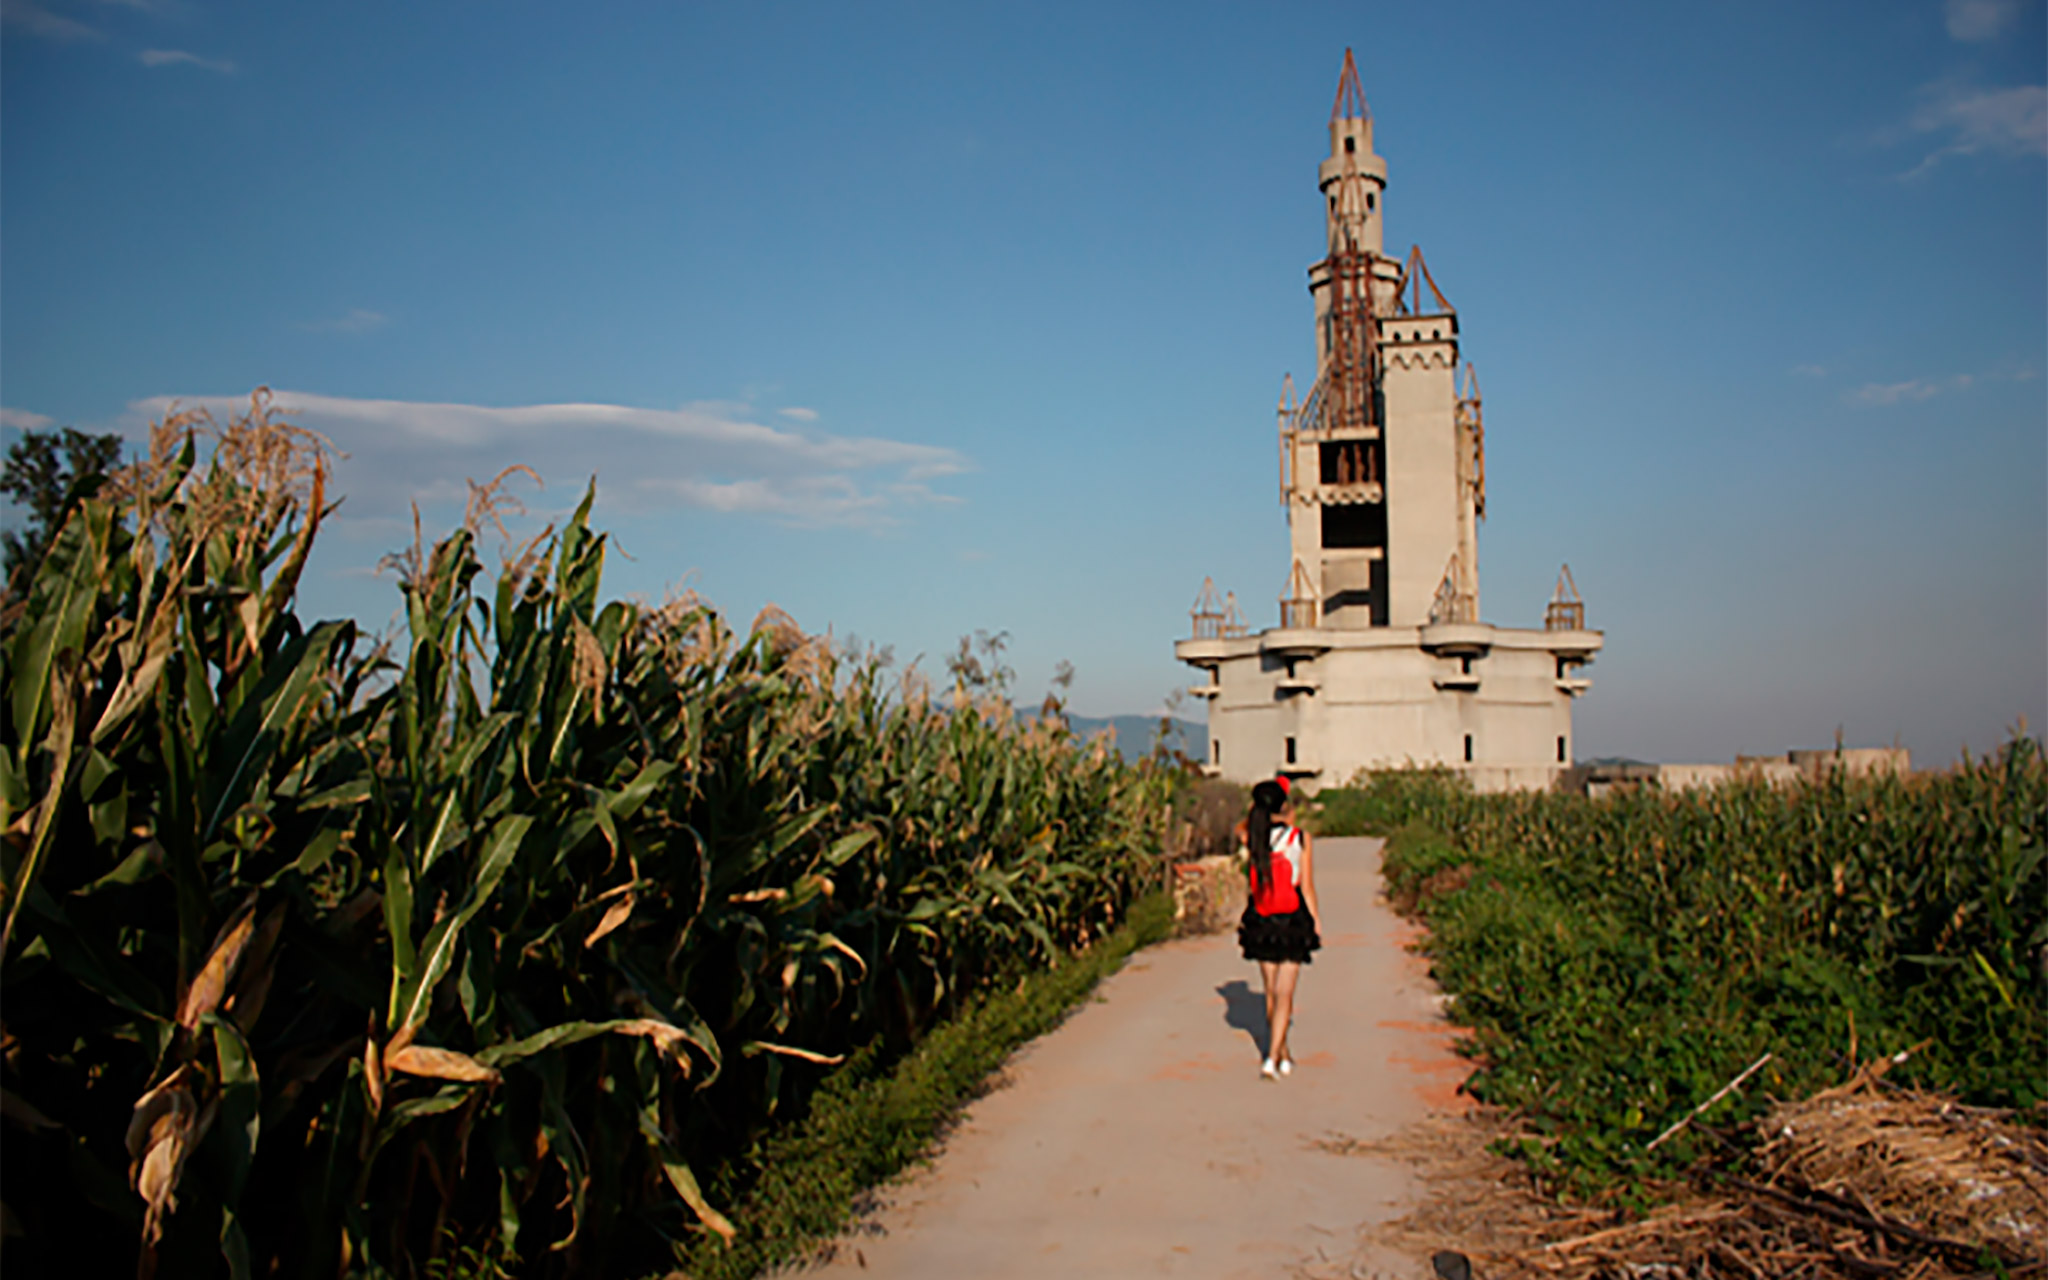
[1052,712,1207,764]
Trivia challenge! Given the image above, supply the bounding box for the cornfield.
[1320,752,2048,1196]
[0,394,1174,1276]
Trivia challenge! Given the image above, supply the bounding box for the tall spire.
[1330,47,1369,123]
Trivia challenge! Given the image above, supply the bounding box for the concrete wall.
[1567,746,1916,797]
[1379,338,1459,627]
[1187,625,1589,794]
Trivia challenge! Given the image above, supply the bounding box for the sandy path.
[797,836,1472,1280]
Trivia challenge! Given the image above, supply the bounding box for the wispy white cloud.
[1,408,56,431]
[139,48,236,73]
[1847,380,1943,406]
[778,406,820,422]
[1,0,101,40]
[1894,78,2048,178]
[124,390,970,530]
[1790,364,1828,378]
[303,308,389,334]
[1843,372,1990,406]
[1946,0,2021,40]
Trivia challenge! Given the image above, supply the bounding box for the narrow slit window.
[1285,736,1297,765]
[1463,734,1474,763]
[1557,736,1568,763]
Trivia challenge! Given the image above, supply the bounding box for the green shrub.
[1344,750,2048,1197]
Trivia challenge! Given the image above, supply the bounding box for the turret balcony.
[1260,628,1330,658]
[1276,670,1319,696]
[1543,630,1604,660]
[1418,622,1493,656]
[1188,681,1221,700]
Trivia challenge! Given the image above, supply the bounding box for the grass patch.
[677,889,1176,1280]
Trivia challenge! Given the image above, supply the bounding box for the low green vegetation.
[1,397,1178,1276]
[1314,755,2048,1198]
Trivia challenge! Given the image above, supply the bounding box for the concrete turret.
[1176,49,1605,794]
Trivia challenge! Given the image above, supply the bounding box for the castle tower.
[1180,50,1602,794]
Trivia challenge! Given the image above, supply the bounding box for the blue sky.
[3,0,2043,768]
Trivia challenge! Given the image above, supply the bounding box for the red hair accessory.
[1274,775,1292,795]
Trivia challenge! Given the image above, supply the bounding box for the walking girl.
[1236,777,1320,1080]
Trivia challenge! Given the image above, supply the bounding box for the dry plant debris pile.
[0,393,1176,1277]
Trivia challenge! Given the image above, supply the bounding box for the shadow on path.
[1215,980,1268,1058]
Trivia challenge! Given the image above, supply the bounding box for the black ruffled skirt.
[1238,903,1320,964]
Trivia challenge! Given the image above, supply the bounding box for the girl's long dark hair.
[1246,780,1288,892]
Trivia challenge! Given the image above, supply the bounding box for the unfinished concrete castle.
[1177,51,1600,793]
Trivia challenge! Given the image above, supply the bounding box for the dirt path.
[797,836,1475,1279]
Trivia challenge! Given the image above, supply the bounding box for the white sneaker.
[1278,1057,1294,1077]
[1260,1058,1278,1081]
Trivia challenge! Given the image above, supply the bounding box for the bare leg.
[1269,962,1301,1064]
[1256,960,1279,1060]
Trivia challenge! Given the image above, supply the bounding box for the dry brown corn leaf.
[386,1044,502,1085]
[611,1019,699,1075]
[176,896,260,1031]
[127,1067,216,1251]
[363,1036,384,1117]
[745,1041,846,1065]
[584,892,635,948]
[224,902,286,1033]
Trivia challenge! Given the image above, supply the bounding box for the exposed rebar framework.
[1190,577,1247,640]
[1280,559,1319,629]
[1546,564,1587,631]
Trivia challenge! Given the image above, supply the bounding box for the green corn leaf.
[201,620,351,842]
[822,829,877,867]
[210,1014,261,1203]
[383,841,416,982]
[391,812,532,1032]
[645,1126,736,1245]
[9,497,112,749]
[710,802,831,894]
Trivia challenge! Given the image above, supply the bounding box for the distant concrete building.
[1573,746,1912,798]
[1176,51,1601,793]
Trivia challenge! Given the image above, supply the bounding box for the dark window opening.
[1285,736,1297,765]
[1344,136,1356,154]
[1369,557,1389,627]
[1366,190,1375,211]
[1459,655,1473,676]
[1432,328,1441,339]
[1463,734,1474,763]
[1557,736,1568,764]
[1324,587,1373,618]
[1318,440,1379,486]
[1213,739,1221,765]
[1321,502,1385,550]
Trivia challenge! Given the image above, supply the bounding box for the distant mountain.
[1052,712,1207,764]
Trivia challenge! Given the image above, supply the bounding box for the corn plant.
[0,393,1173,1277]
